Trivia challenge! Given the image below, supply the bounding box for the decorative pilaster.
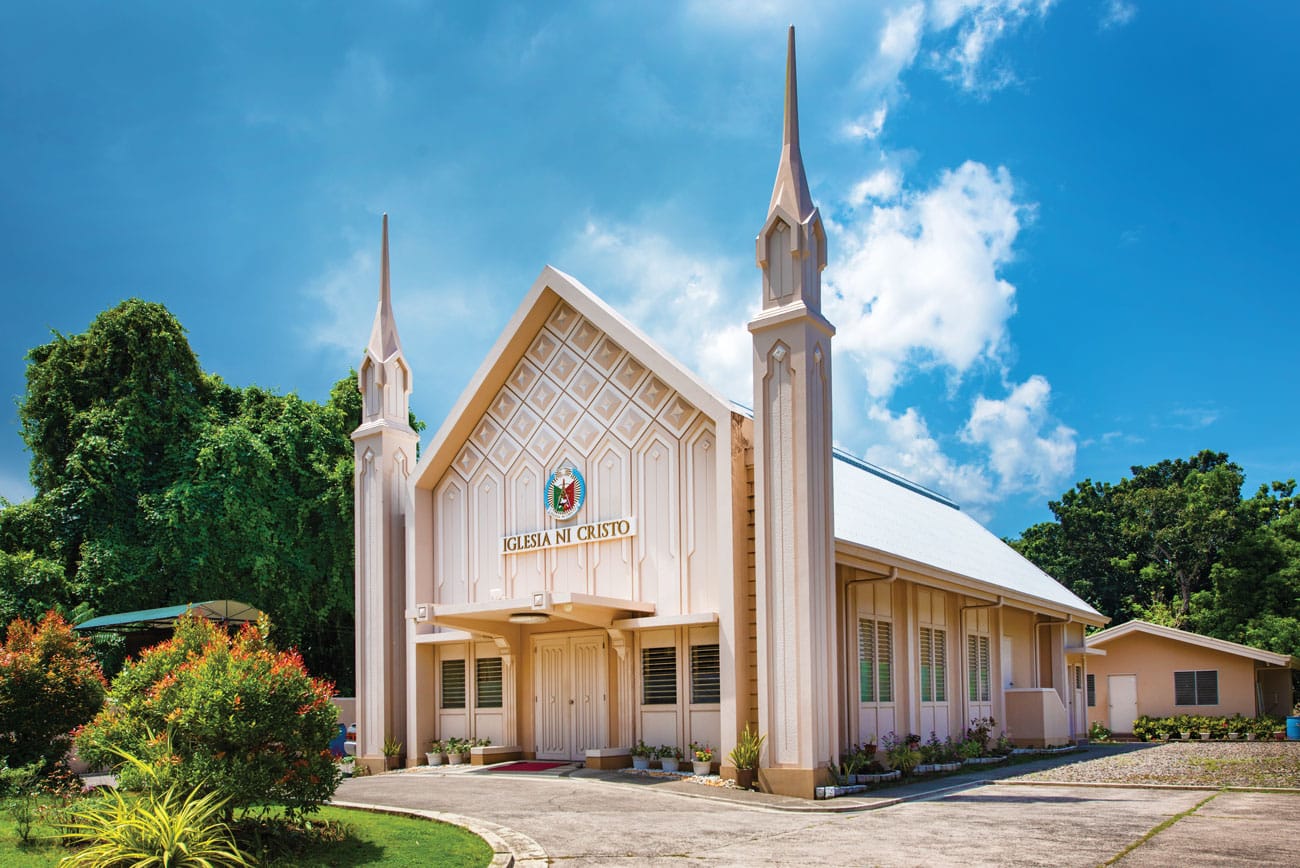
[352,214,420,771]
[748,27,840,798]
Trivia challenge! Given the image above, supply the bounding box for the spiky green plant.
[58,743,249,867]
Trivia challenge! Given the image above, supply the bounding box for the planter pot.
[1179,731,1191,740]
[914,763,938,774]
[734,768,755,790]
[661,758,680,773]
[1225,733,1240,741]
[963,756,1005,766]
[426,752,445,766]
[632,756,650,770]
[1199,731,1212,741]
[339,759,355,777]
[447,752,466,765]
[1246,732,1257,741]
[692,760,713,776]
[384,756,400,771]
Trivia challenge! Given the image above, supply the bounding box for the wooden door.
[533,632,608,760]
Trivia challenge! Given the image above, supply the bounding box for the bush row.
[1130,713,1283,741]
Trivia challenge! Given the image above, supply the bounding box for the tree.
[1011,451,1300,661]
[1,299,416,690]
[75,614,339,821]
[0,611,106,768]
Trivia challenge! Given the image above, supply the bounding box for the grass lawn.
[0,803,493,867]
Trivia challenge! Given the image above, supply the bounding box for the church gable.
[421,273,728,616]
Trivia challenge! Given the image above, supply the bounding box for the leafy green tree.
[1012,451,1299,661]
[1,299,414,690]
[76,614,340,821]
[0,611,106,768]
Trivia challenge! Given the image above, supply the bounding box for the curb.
[331,799,549,867]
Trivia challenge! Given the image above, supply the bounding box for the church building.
[351,28,1106,798]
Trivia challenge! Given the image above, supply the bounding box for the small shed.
[75,600,263,660]
[1085,620,1297,733]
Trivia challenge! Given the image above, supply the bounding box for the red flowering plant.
[75,613,339,822]
[0,610,106,769]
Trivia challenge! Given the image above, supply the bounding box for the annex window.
[440,658,466,709]
[967,634,991,703]
[920,626,947,703]
[690,644,720,704]
[475,657,503,709]
[1087,673,1096,707]
[1174,670,1219,706]
[858,619,894,703]
[642,646,677,705]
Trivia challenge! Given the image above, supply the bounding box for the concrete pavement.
[335,755,1300,866]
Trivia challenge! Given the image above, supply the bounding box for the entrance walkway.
[335,750,1300,866]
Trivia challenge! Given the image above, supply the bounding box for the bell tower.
[352,214,419,771]
[748,26,839,798]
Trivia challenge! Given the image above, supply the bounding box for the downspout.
[842,567,898,744]
[960,595,1003,728]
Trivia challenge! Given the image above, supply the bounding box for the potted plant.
[426,739,446,766]
[338,755,356,777]
[631,739,654,770]
[445,737,466,765]
[659,745,683,773]
[690,742,715,776]
[881,732,921,777]
[728,724,765,790]
[382,735,403,771]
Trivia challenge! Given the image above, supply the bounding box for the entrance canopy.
[423,592,655,635]
[75,600,263,633]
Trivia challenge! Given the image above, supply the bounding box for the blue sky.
[2,1,1297,537]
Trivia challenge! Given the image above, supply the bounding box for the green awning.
[75,600,263,632]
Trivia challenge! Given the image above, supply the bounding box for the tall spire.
[768,25,816,223]
[367,213,403,362]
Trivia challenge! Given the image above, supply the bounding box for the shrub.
[1087,721,1112,741]
[61,780,249,867]
[75,614,339,822]
[0,610,106,769]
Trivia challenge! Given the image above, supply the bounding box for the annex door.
[533,632,608,761]
[1108,674,1138,734]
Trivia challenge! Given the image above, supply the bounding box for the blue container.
[1287,716,1300,741]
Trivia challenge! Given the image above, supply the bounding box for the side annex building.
[350,29,1107,798]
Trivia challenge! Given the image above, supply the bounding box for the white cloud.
[826,160,1025,399]
[962,375,1076,495]
[843,103,890,141]
[928,0,1055,93]
[847,166,903,207]
[863,401,997,511]
[1100,0,1137,30]
[863,2,927,89]
[561,220,752,400]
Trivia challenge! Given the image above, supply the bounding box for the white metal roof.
[832,450,1104,620]
[1085,619,1297,667]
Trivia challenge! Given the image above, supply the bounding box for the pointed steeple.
[367,214,403,363]
[768,26,816,224]
[755,26,827,315]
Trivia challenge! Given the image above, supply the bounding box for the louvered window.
[690,644,720,704]
[441,658,466,709]
[642,646,677,705]
[1174,670,1218,706]
[1086,673,1096,707]
[920,627,947,703]
[476,657,503,709]
[967,634,991,702]
[858,619,893,703]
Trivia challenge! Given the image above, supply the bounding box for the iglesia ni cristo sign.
[500,518,636,555]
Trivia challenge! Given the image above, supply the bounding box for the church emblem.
[545,465,585,521]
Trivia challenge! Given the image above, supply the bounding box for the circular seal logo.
[544,465,585,521]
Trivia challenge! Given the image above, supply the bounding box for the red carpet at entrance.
[485,761,570,773]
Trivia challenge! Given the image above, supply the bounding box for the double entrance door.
[533,631,608,761]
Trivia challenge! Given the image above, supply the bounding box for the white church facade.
[351,29,1106,798]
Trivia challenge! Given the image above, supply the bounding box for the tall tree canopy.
[1011,450,1300,658]
[0,299,404,690]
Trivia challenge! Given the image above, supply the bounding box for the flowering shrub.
[75,614,339,821]
[0,610,106,769]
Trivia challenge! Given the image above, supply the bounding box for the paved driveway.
[337,768,1300,866]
